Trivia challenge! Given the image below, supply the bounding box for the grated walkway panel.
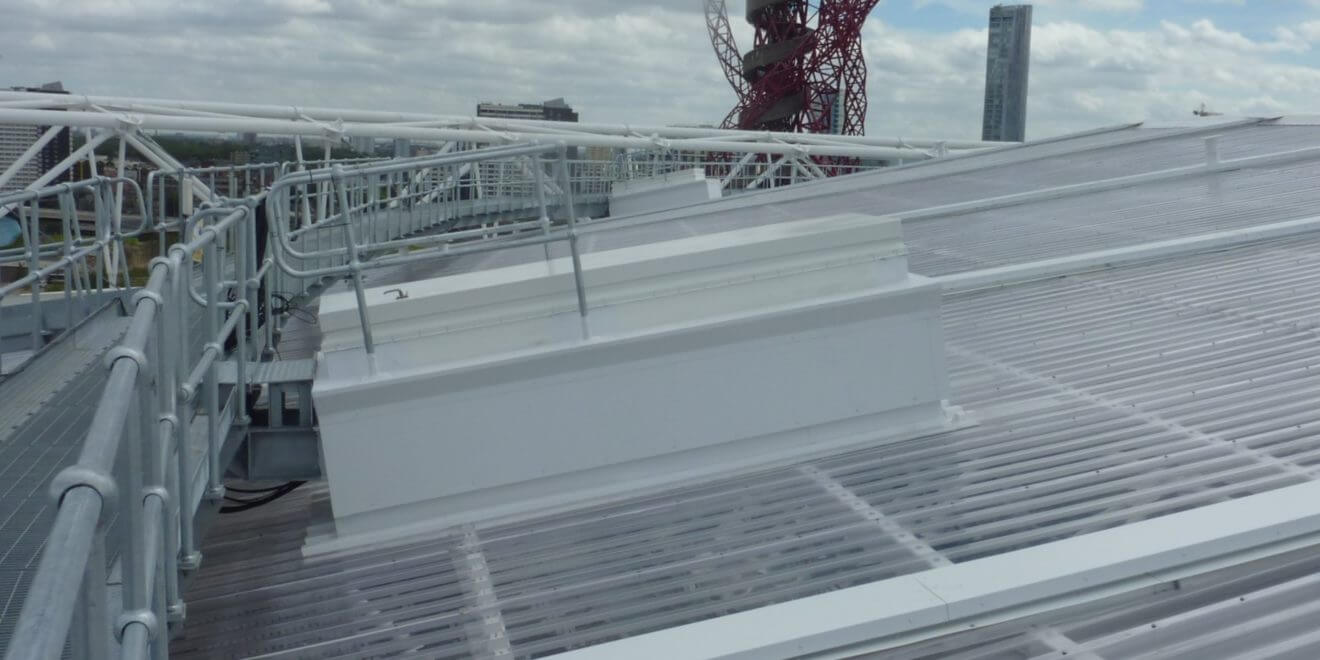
[0,305,130,653]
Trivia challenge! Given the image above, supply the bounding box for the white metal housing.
[608,168,723,216]
[312,213,956,539]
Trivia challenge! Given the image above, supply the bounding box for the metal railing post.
[531,155,553,263]
[118,381,147,641]
[151,256,185,622]
[555,145,589,338]
[77,536,111,658]
[168,246,200,573]
[234,207,251,429]
[202,234,224,500]
[58,189,75,330]
[119,321,164,658]
[332,165,376,364]
[21,199,44,351]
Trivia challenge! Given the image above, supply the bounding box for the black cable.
[270,291,318,325]
[225,482,299,494]
[219,481,305,514]
[223,481,303,501]
[220,486,300,513]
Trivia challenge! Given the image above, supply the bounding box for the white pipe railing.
[1,140,609,659]
[0,107,941,162]
[0,131,900,659]
[0,90,999,151]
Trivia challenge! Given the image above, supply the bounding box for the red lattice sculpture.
[705,0,879,134]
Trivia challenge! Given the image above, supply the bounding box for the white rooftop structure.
[180,116,1320,658]
[7,92,1320,660]
[313,212,954,542]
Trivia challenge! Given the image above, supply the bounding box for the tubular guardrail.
[2,197,263,660]
[266,142,586,358]
[0,142,586,660]
[1,138,858,659]
[0,177,151,375]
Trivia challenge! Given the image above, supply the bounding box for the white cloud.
[864,17,1320,139]
[917,0,1143,13]
[0,2,1318,144]
[1170,18,1309,53]
[1299,20,1320,41]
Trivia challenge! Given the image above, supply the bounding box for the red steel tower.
[705,0,880,134]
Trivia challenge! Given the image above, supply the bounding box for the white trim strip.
[901,143,1320,223]
[0,90,994,151]
[595,119,1255,227]
[799,465,1092,658]
[549,480,1320,660]
[936,214,1320,294]
[0,107,930,162]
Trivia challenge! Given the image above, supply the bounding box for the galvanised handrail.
[0,176,150,266]
[0,177,151,376]
[266,142,593,358]
[1,194,266,660]
[2,142,592,660]
[5,139,827,659]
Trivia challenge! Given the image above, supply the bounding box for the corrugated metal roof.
[883,540,1320,660]
[175,218,1320,658]
[358,121,1320,291]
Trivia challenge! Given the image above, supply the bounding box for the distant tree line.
[70,134,369,167]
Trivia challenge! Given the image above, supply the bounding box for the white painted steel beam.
[0,90,996,151]
[593,120,1255,228]
[0,124,64,190]
[120,132,216,202]
[0,108,935,162]
[0,130,112,215]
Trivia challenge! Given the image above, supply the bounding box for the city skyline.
[2,1,1319,140]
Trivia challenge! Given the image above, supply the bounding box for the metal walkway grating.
[172,232,1320,659]
[0,306,131,655]
[0,290,228,657]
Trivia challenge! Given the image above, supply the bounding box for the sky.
[2,0,1320,141]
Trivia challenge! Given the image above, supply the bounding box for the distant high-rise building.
[981,4,1032,142]
[0,82,72,192]
[476,98,579,123]
[583,145,616,161]
[828,86,847,135]
[349,136,375,154]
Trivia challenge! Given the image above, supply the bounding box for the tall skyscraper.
[981,4,1032,142]
[0,82,72,192]
[828,86,847,135]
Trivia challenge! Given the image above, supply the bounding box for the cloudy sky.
[2,0,1320,141]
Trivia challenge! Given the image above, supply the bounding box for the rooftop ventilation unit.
[312,213,960,543]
